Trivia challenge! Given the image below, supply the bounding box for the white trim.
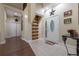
[44,15,59,19]
[22,37,32,43]
[0,40,6,44]
[2,4,23,13]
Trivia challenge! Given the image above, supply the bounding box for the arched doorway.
[32,15,42,40]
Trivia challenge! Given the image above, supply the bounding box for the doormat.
[45,40,56,45]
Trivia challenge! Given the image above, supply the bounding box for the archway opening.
[32,15,42,40]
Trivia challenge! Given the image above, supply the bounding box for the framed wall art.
[64,18,72,24]
[64,10,72,17]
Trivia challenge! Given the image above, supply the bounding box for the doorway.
[45,15,59,43]
[32,15,42,40]
[6,17,21,39]
[5,7,23,40]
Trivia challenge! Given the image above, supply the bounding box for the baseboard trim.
[0,40,6,44]
[22,37,31,43]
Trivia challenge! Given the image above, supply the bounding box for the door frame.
[3,4,23,39]
[44,15,60,42]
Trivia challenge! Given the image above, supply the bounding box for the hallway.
[0,3,78,56]
[0,37,35,56]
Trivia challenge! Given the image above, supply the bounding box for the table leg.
[62,37,69,55]
[62,36,77,56]
[77,39,79,56]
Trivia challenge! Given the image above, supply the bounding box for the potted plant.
[67,29,78,37]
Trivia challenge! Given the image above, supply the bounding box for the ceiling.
[4,3,23,10]
[6,7,22,18]
[4,3,59,10]
[35,3,59,16]
[4,3,59,17]
[43,3,59,8]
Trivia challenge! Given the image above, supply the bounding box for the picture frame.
[64,18,72,24]
[64,10,72,17]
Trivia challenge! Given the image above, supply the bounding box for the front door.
[45,15,59,43]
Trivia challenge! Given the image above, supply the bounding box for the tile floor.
[28,38,76,56]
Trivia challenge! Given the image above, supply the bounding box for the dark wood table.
[62,35,79,56]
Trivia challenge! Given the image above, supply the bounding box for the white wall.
[39,18,43,38]
[0,4,6,44]
[6,17,21,38]
[39,3,78,46]
[54,3,78,46]
[22,4,32,41]
[22,3,38,41]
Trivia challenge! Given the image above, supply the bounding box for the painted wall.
[40,3,78,46]
[0,4,6,44]
[5,17,21,38]
[54,3,78,46]
[22,3,43,41]
[22,4,35,41]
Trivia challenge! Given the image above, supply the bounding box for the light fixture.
[15,18,18,22]
[14,15,19,22]
[50,9,56,16]
[14,12,18,16]
[24,14,28,18]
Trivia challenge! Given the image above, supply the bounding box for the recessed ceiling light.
[14,12,18,16]
[25,14,28,18]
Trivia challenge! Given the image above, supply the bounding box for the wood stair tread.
[32,28,38,30]
[32,24,38,26]
[32,37,38,38]
[32,32,38,34]
[32,32,38,33]
[32,34,38,35]
[32,15,41,40]
[32,27,38,28]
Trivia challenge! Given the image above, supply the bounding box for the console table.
[62,35,79,56]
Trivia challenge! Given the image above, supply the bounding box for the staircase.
[32,15,41,40]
